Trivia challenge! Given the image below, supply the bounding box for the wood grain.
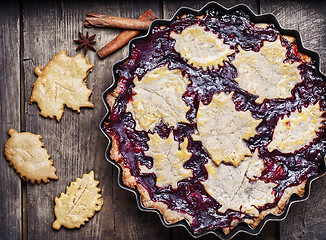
[0,2,22,240]
[22,0,164,239]
[22,0,111,237]
[22,0,116,239]
[260,0,326,239]
[166,220,279,240]
[1,0,325,239]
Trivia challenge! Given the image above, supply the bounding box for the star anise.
[74,32,96,55]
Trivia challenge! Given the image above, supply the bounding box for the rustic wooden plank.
[0,2,22,240]
[23,0,115,239]
[23,0,166,239]
[260,1,326,239]
[162,1,280,240]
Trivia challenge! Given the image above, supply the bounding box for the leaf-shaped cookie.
[53,170,103,230]
[30,50,94,122]
[4,129,58,184]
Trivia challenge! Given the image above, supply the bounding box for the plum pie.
[103,6,326,235]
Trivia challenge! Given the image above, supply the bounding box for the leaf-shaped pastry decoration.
[139,133,193,189]
[193,92,262,167]
[52,170,103,230]
[170,24,234,70]
[268,102,325,153]
[4,129,58,184]
[232,36,302,103]
[30,50,94,122]
[126,65,190,131]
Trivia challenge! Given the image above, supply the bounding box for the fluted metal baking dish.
[100,2,326,239]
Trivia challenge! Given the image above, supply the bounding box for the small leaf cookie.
[4,129,58,184]
[53,170,103,230]
[30,50,94,122]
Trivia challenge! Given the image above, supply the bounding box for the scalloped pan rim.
[99,2,326,239]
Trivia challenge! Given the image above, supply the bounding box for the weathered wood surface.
[0,2,22,240]
[261,1,326,240]
[0,0,325,240]
[22,0,164,239]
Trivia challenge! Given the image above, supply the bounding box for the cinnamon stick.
[85,13,152,30]
[97,9,157,59]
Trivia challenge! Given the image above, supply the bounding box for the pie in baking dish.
[103,8,326,235]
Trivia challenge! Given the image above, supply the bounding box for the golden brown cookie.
[30,50,94,122]
[52,170,103,230]
[4,129,58,184]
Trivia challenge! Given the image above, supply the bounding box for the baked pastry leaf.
[126,65,190,131]
[4,129,58,184]
[52,170,103,230]
[139,132,192,189]
[193,91,262,167]
[30,50,94,121]
[233,37,303,103]
[170,24,234,70]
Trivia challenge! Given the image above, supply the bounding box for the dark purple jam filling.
[104,9,326,234]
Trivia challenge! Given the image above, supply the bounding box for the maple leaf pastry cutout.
[29,50,94,122]
[4,129,58,184]
[52,170,104,230]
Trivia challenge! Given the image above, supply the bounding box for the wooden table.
[1,0,325,239]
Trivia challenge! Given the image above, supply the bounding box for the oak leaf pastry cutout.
[52,170,103,230]
[30,50,94,122]
[4,129,58,184]
[268,102,325,153]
